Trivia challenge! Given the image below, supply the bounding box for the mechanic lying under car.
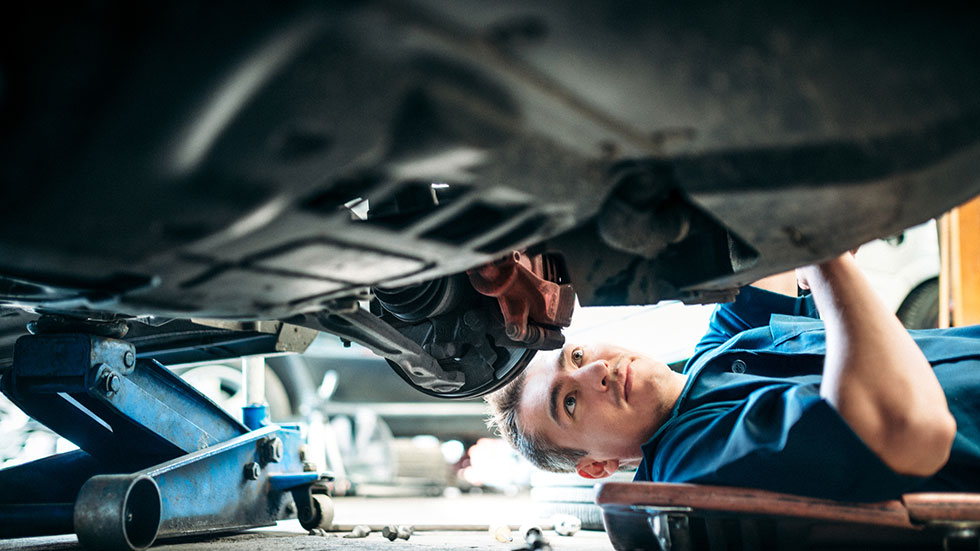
[486,253,980,502]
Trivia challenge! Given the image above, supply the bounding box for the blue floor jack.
[0,332,333,549]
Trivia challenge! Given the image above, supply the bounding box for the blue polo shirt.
[634,286,980,502]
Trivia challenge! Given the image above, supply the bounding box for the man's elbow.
[882,411,957,477]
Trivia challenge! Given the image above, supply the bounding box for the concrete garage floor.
[1,494,615,551]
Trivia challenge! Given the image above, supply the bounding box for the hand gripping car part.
[0,332,332,550]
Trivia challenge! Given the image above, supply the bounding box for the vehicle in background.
[855,221,941,330]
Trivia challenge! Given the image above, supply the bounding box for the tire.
[897,278,940,330]
[266,355,318,417]
[391,437,448,488]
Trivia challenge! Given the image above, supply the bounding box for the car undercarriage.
[4,1,980,399]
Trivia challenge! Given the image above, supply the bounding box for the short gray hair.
[485,371,586,473]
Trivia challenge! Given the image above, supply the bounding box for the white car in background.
[855,220,941,330]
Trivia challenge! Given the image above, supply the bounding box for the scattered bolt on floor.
[343,525,372,538]
[382,525,414,541]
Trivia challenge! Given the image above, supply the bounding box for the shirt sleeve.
[688,287,819,370]
[637,382,928,502]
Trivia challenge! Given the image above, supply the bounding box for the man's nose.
[575,359,610,391]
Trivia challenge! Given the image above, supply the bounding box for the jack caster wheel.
[74,474,161,550]
[299,494,334,530]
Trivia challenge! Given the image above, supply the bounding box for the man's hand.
[804,254,956,477]
[796,248,859,291]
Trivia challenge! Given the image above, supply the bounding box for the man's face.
[518,342,676,469]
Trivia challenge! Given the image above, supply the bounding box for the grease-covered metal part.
[375,275,470,323]
[288,304,465,394]
[370,251,572,398]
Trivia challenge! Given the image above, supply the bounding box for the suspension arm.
[287,302,464,394]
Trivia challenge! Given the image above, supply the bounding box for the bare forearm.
[802,255,955,476]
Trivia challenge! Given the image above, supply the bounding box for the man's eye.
[564,395,576,416]
[571,348,584,365]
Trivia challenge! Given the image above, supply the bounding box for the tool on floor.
[520,524,552,551]
[343,524,372,538]
[551,514,581,537]
[382,524,414,541]
[489,523,513,543]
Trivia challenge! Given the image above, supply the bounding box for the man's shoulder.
[728,285,820,319]
[685,319,826,377]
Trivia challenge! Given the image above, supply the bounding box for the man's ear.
[576,458,619,479]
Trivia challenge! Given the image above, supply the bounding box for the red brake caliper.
[467,251,575,349]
